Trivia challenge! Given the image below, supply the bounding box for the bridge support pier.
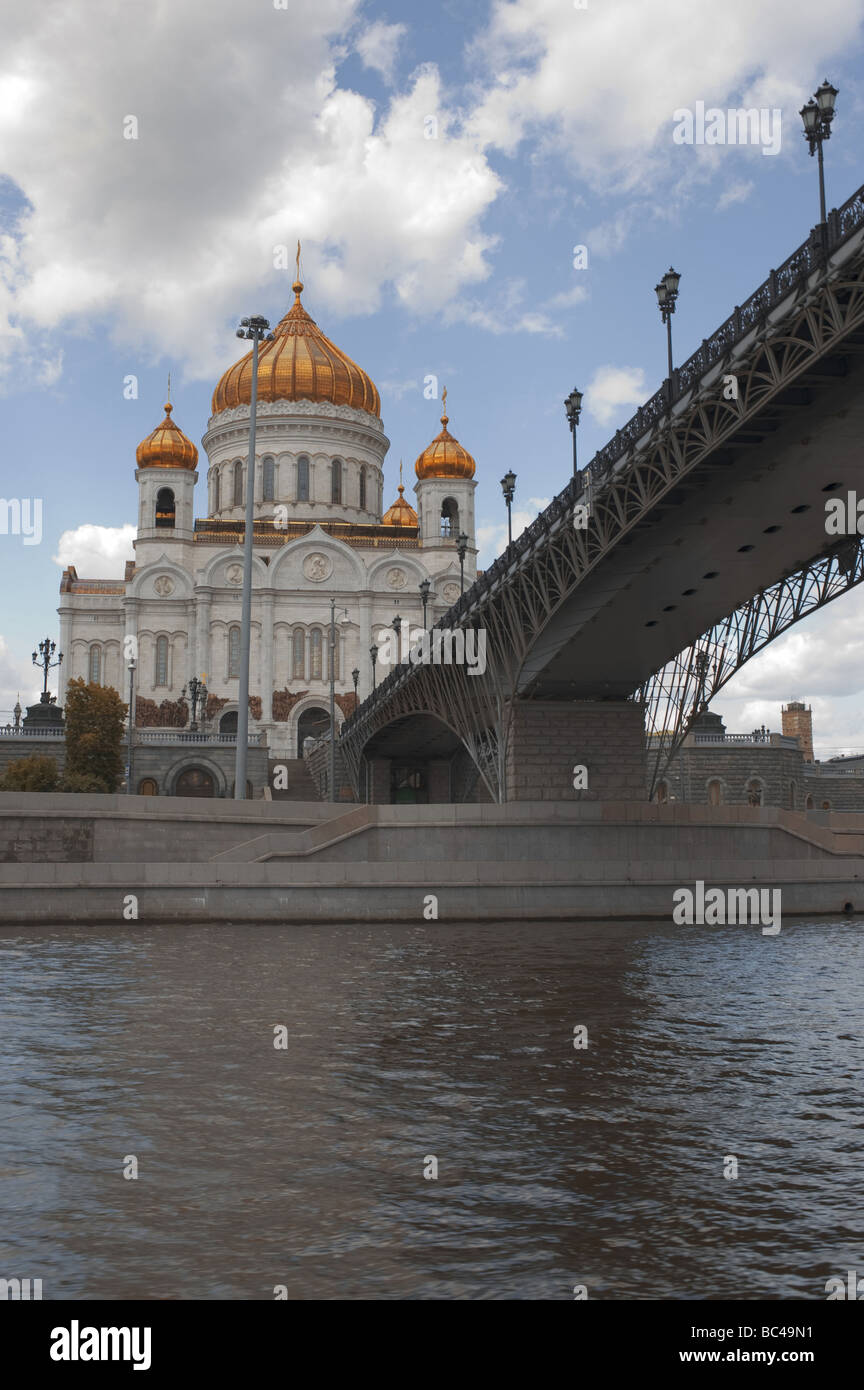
[504,700,646,802]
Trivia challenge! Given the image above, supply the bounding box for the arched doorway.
[220,710,238,735]
[138,777,158,796]
[175,766,215,797]
[391,764,428,804]
[297,706,330,758]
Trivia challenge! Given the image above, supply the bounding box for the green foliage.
[0,754,60,792]
[59,770,113,794]
[63,679,126,793]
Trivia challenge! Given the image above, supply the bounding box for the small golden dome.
[414,388,476,480]
[136,402,198,471]
[211,279,380,419]
[382,483,418,527]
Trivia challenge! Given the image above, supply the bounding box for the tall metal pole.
[234,314,271,800]
[126,658,136,795]
[665,315,673,381]
[817,139,827,225]
[329,597,336,803]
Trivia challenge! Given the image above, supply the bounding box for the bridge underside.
[524,350,864,698]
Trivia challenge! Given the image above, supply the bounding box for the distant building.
[655,705,864,811]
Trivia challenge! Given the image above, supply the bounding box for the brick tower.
[782,701,814,762]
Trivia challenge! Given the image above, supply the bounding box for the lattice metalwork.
[339,181,864,800]
[639,538,864,797]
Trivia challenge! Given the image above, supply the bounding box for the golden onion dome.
[414,388,476,480]
[212,277,380,419]
[136,402,198,471]
[382,483,418,527]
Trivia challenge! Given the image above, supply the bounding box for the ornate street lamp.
[181,675,208,732]
[800,79,838,225]
[564,388,583,478]
[500,470,516,545]
[419,577,431,630]
[32,636,63,703]
[233,312,275,800]
[370,643,379,692]
[125,656,136,796]
[351,667,360,703]
[654,267,681,381]
[456,533,468,595]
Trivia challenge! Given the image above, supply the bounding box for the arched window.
[359,466,367,511]
[655,780,668,804]
[310,629,323,680]
[789,781,796,809]
[746,780,763,807]
[155,487,175,528]
[708,779,723,806]
[233,461,243,507]
[155,635,169,687]
[228,625,241,679]
[88,645,101,684]
[215,469,221,512]
[297,456,310,502]
[292,629,305,680]
[262,456,275,502]
[441,497,459,537]
[331,458,342,504]
[805,795,814,810]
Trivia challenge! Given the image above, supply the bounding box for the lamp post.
[654,267,681,382]
[32,636,63,703]
[456,533,468,595]
[800,79,838,225]
[328,598,349,803]
[351,667,360,704]
[370,643,379,692]
[181,675,208,733]
[564,388,583,478]
[500,470,516,546]
[125,656,136,795]
[419,577,430,630]
[233,313,274,801]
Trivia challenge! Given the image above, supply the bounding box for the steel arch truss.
[638,538,864,797]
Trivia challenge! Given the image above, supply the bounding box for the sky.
[2,0,864,755]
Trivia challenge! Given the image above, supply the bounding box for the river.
[0,919,861,1300]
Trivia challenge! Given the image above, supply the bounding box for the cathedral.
[56,272,478,793]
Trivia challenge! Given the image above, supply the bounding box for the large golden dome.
[414,389,476,480]
[136,402,198,470]
[212,279,380,418]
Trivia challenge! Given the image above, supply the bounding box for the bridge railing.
[341,178,864,739]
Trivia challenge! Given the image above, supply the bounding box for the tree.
[0,754,60,792]
[63,679,126,793]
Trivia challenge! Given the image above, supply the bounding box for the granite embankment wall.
[1,793,864,922]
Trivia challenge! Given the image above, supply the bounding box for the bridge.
[334,180,864,805]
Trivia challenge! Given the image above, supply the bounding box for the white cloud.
[468,0,861,190]
[0,633,38,719]
[586,365,648,427]
[356,20,406,82]
[716,179,755,212]
[0,5,503,387]
[52,524,136,577]
[477,496,550,564]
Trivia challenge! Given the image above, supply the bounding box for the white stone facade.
[58,394,478,762]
